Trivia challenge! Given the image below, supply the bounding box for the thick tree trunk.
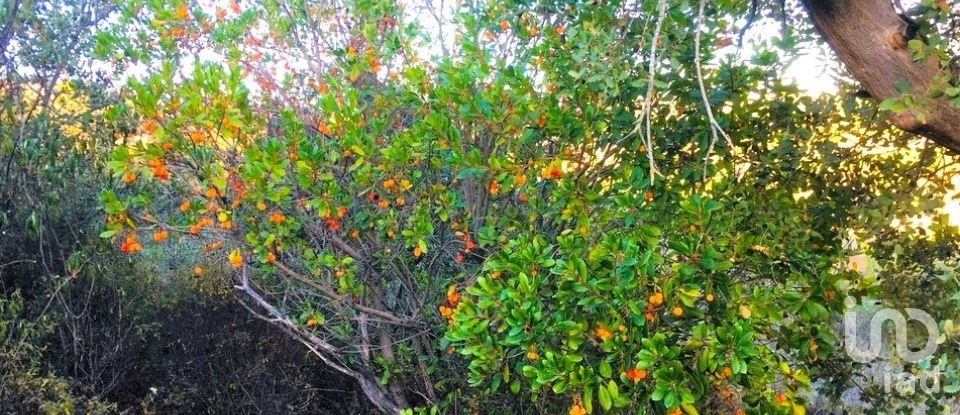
[801,0,960,153]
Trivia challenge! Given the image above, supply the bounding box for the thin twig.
[637,0,668,185]
[695,0,735,178]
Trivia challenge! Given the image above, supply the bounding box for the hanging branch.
[637,0,668,185]
[738,0,759,47]
[695,0,735,178]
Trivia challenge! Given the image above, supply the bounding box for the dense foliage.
[3,0,960,414]
[1,1,371,413]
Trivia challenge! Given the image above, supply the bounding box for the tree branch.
[272,260,411,326]
[234,265,402,414]
[802,0,960,153]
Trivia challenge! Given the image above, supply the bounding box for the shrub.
[92,0,960,413]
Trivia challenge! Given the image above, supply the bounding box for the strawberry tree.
[95,0,552,411]
[94,0,960,413]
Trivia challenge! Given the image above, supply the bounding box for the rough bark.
[801,0,960,153]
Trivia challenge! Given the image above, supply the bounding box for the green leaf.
[606,380,619,400]
[583,385,594,413]
[681,403,699,415]
[599,360,612,378]
[598,384,612,411]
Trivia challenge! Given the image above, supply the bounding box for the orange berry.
[594,326,613,341]
[175,3,189,20]
[413,246,423,257]
[649,292,664,306]
[499,20,509,31]
[672,306,684,317]
[569,404,585,415]
[119,233,142,253]
[488,180,500,195]
[152,229,169,242]
[324,218,340,231]
[141,119,158,134]
[228,249,243,269]
[122,171,137,184]
[317,121,331,135]
[719,387,733,399]
[151,164,170,180]
[268,212,286,225]
[526,344,539,360]
[706,293,715,302]
[193,266,203,276]
[541,164,563,180]
[446,285,460,305]
[625,368,647,382]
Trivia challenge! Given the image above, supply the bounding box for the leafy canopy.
[94,0,960,413]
